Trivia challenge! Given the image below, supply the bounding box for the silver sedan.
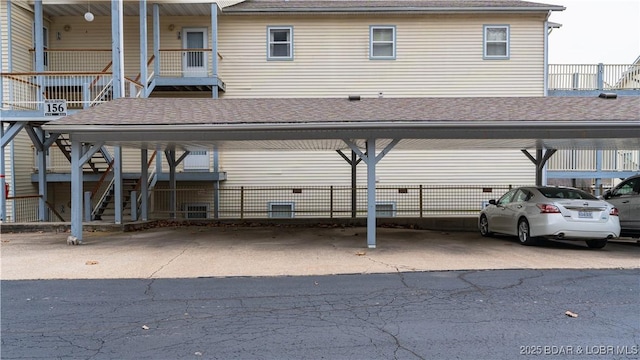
[479,186,620,249]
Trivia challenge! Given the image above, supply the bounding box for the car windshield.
[538,187,598,200]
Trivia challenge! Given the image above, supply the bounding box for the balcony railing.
[158,49,215,77]
[548,64,640,90]
[31,49,113,72]
[1,73,143,111]
[547,150,640,172]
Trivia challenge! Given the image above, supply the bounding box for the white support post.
[141,149,148,221]
[211,3,218,99]
[114,146,123,224]
[139,0,148,97]
[111,0,125,99]
[153,4,160,79]
[70,139,84,243]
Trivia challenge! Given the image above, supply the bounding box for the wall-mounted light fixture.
[168,24,175,31]
[56,32,61,40]
[177,31,181,40]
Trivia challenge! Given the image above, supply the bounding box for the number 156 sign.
[44,99,67,117]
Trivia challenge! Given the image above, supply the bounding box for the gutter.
[42,120,640,134]
[223,6,566,14]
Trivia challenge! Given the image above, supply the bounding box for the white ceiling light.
[84,2,94,22]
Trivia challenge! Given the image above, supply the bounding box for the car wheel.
[479,215,492,237]
[586,240,607,249]
[517,218,536,245]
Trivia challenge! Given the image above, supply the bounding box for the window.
[268,202,295,218]
[370,26,396,59]
[483,25,509,59]
[267,26,293,60]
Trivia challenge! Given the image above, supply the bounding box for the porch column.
[111,0,125,98]
[139,0,148,97]
[140,149,149,221]
[34,1,44,73]
[153,4,160,79]
[211,3,218,99]
[114,146,123,224]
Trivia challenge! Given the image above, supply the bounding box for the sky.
[546,0,640,64]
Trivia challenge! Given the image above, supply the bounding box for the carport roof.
[43,96,640,151]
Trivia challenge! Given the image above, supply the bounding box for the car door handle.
[516,205,523,209]
[622,200,630,203]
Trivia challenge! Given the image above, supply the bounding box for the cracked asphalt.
[1,226,639,359]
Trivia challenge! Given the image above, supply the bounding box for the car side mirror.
[602,190,612,199]
[488,199,497,205]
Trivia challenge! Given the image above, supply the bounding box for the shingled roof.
[47,96,640,127]
[223,0,565,13]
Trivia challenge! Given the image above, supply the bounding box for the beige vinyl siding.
[219,150,534,187]
[218,13,546,98]
[12,131,35,193]
[49,16,216,78]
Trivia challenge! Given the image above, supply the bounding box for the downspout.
[543,11,550,97]
[211,2,218,99]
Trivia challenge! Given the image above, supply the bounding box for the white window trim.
[483,24,510,60]
[267,26,293,61]
[268,201,295,218]
[370,25,396,60]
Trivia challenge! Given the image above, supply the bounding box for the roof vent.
[598,92,617,99]
[348,95,361,101]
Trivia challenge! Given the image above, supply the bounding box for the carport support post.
[140,149,148,221]
[0,123,6,222]
[70,139,84,242]
[366,139,376,248]
[114,146,123,224]
[345,138,399,248]
[165,150,177,219]
[522,148,556,186]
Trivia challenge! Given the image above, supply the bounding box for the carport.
[42,96,640,247]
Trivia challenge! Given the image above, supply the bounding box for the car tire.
[479,215,492,237]
[517,218,536,245]
[586,240,607,249]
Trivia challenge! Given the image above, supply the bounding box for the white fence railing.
[548,64,640,90]
[547,150,640,172]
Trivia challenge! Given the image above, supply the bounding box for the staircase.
[92,178,138,220]
[55,135,112,173]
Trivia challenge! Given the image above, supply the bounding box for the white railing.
[2,73,144,111]
[31,49,112,72]
[547,150,640,171]
[548,64,640,90]
[159,49,214,77]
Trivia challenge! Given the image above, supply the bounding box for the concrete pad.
[1,225,638,280]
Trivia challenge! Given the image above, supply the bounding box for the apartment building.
[1,0,639,236]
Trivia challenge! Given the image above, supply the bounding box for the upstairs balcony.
[547,63,640,96]
[1,48,225,118]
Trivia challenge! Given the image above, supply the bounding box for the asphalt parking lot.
[1,225,638,280]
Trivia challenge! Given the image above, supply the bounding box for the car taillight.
[610,207,619,216]
[536,203,560,213]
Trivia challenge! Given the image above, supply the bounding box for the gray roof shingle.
[47,96,640,127]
